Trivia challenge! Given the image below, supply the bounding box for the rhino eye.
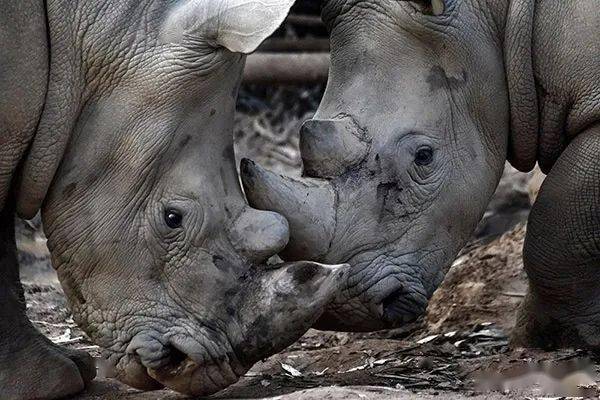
[164,209,183,229]
[414,146,434,166]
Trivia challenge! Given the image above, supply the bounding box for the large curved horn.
[300,116,369,178]
[240,159,336,261]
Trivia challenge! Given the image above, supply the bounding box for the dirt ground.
[17,85,600,399]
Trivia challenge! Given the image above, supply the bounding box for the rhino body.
[0,1,348,399]
[243,0,600,345]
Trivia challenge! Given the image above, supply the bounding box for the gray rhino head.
[242,0,511,331]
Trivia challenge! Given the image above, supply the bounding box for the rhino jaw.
[240,158,337,261]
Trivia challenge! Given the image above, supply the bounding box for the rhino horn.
[240,159,336,261]
[234,261,349,365]
[300,117,370,178]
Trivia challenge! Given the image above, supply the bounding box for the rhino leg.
[0,199,95,400]
[512,125,600,349]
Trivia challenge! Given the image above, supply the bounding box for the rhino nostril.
[381,289,424,325]
[142,345,189,374]
[167,346,187,367]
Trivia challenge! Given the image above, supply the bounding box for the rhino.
[242,0,600,347]
[0,1,349,399]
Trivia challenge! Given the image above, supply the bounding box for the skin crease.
[243,0,599,333]
[0,0,349,398]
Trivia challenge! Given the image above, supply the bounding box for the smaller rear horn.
[300,116,370,179]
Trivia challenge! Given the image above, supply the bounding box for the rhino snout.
[106,261,349,397]
[146,334,245,396]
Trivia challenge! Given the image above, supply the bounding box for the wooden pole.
[286,14,324,28]
[243,53,330,85]
[257,38,330,53]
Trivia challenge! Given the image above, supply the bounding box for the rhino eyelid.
[394,131,437,150]
[395,131,423,143]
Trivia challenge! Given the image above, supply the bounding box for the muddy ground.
[18,85,600,399]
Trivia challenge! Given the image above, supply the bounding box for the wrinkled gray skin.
[243,0,600,335]
[0,1,348,399]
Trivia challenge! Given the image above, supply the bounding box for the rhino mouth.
[314,253,431,332]
[107,329,247,396]
[144,335,246,396]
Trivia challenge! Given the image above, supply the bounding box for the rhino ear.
[163,0,296,54]
[214,0,296,53]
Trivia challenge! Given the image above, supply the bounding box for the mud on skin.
[0,0,349,399]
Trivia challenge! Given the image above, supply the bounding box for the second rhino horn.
[300,116,370,179]
[240,159,336,262]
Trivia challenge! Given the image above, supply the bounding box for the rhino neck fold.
[0,0,49,214]
[503,0,540,172]
[16,1,82,219]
